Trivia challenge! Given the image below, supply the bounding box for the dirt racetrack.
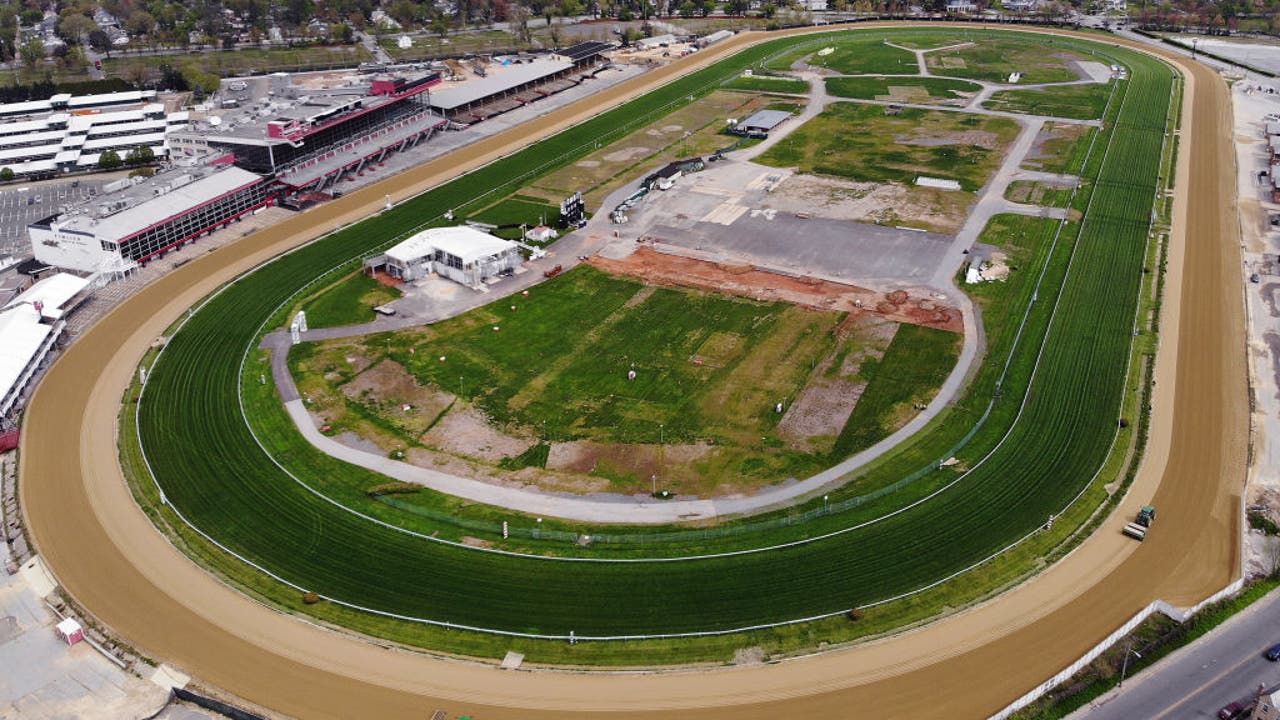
[18,25,1245,720]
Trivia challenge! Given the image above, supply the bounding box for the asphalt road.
[1077,588,1280,720]
[17,25,1246,720]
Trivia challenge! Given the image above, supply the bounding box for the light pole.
[823,494,829,513]
[1118,640,1142,687]
[535,517,542,539]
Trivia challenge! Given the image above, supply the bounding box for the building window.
[101,240,118,252]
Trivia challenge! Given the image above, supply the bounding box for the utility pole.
[1118,640,1142,687]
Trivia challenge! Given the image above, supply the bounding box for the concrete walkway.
[735,70,832,163]
[883,40,976,77]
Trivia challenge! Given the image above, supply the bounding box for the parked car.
[1265,643,1280,661]
[1219,701,1245,719]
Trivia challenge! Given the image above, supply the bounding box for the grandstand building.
[171,73,445,176]
[28,166,275,273]
[428,44,612,123]
[0,90,189,179]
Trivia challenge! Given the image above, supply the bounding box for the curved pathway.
[17,25,1245,720]
[259,67,988,524]
[261,55,1083,524]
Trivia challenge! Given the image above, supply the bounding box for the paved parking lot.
[627,158,954,288]
[0,176,124,256]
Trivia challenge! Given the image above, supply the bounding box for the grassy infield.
[294,267,959,494]
[126,29,1179,666]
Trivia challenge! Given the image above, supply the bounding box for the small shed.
[698,30,733,48]
[55,618,84,645]
[525,225,556,243]
[636,34,676,50]
[735,109,793,138]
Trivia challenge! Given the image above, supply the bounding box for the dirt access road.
[19,25,1244,720]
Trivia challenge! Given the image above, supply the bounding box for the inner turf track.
[132,30,1173,637]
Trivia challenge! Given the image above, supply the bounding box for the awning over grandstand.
[0,304,56,417]
[5,272,89,320]
[426,60,573,112]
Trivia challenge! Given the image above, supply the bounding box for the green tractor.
[1137,505,1156,528]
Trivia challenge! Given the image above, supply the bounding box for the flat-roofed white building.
[375,226,521,287]
[28,166,275,273]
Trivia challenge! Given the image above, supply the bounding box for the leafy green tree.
[430,13,450,37]
[89,29,112,55]
[126,10,157,38]
[58,13,97,46]
[125,145,156,165]
[18,38,44,67]
[678,0,696,16]
[0,167,13,182]
[61,45,88,71]
[98,150,123,169]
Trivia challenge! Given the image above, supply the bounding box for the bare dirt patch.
[777,316,898,453]
[401,446,615,494]
[879,85,974,107]
[896,129,1001,150]
[588,246,964,333]
[1023,122,1091,173]
[603,146,653,163]
[767,173,968,234]
[547,440,717,493]
[340,359,454,436]
[422,405,536,463]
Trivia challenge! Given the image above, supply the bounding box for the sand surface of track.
[19,26,1245,720]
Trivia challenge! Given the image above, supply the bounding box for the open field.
[527,89,801,208]
[293,266,950,495]
[804,36,920,75]
[302,272,401,328]
[985,81,1114,120]
[18,26,1248,720]
[722,74,810,94]
[1022,121,1096,175]
[824,75,983,105]
[1005,180,1076,207]
[102,44,373,81]
[380,31,529,60]
[925,38,1088,84]
[757,101,1020,192]
[763,34,919,74]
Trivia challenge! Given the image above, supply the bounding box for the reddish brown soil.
[370,270,405,288]
[589,246,963,334]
